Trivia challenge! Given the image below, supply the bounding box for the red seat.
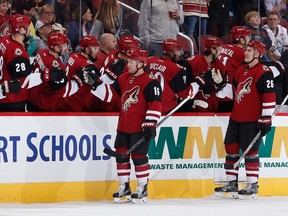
[176,34,198,55]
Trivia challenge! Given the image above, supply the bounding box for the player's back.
[220,44,245,83]
[146,56,181,113]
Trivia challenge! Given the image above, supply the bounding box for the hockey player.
[214,40,276,199]
[218,26,251,112]
[182,36,227,112]
[66,35,100,80]
[99,35,139,84]
[56,35,101,111]
[27,31,69,111]
[147,38,209,113]
[82,47,162,203]
[0,14,32,111]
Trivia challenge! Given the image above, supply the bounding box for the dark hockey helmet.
[118,35,139,54]
[80,36,100,49]
[126,47,148,63]
[10,14,31,33]
[162,38,183,54]
[230,26,251,43]
[48,31,68,49]
[246,40,266,57]
[204,36,223,51]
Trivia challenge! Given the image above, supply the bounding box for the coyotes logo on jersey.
[122,86,140,112]
[235,77,252,103]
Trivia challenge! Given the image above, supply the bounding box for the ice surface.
[1,196,288,216]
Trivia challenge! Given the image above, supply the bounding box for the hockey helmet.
[162,38,183,54]
[48,32,68,49]
[246,40,266,57]
[230,26,251,43]
[118,35,139,54]
[10,14,31,33]
[80,36,100,49]
[126,47,148,63]
[204,36,223,51]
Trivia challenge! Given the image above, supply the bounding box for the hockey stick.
[103,96,191,159]
[224,93,288,170]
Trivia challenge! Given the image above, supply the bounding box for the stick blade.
[224,163,235,170]
[103,148,121,158]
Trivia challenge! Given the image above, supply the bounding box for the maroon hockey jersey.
[147,57,190,113]
[28,49,66,111]
[220,44,245,83]
[92,72,162,133]
[231,63,276,122]
[0,35,31,104]
[186,54,227,112]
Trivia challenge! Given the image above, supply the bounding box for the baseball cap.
[35,19,51,31]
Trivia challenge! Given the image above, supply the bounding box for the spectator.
[183,0,209,37]
[232,0,266,26]
[68,4,93,51]
[262,10,288,60]
[264,0,288,19]
[0,15,32,111]
[40,4,66,34]
[33,19,53,56]
[94,33,117,70]
[244,10,273,60]
[138,0,184,57]
[0,0,10,15]
[90,0,123,40]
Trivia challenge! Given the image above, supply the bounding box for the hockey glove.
[142,120,157,141]
[108,58,126,79]
[194,71,214,94]
[42,67,66,82]
[1,79,21,95]
[211,68,227,92]
[50,70,68,90]
[258,116,272,137]
[83,70,102,90]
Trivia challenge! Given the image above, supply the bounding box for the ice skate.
[113,182,132,203]
[214,180,239,199]
[131,184,148,204]
[238,182,258,200]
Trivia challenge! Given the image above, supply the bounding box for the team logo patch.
[122,86,140,112]
[15,48,22,55]
[235,77,252,103]
[52,60,59,68]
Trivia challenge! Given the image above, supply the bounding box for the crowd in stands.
[0,0,287,112]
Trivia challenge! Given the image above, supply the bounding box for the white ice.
[1,196,288,216]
